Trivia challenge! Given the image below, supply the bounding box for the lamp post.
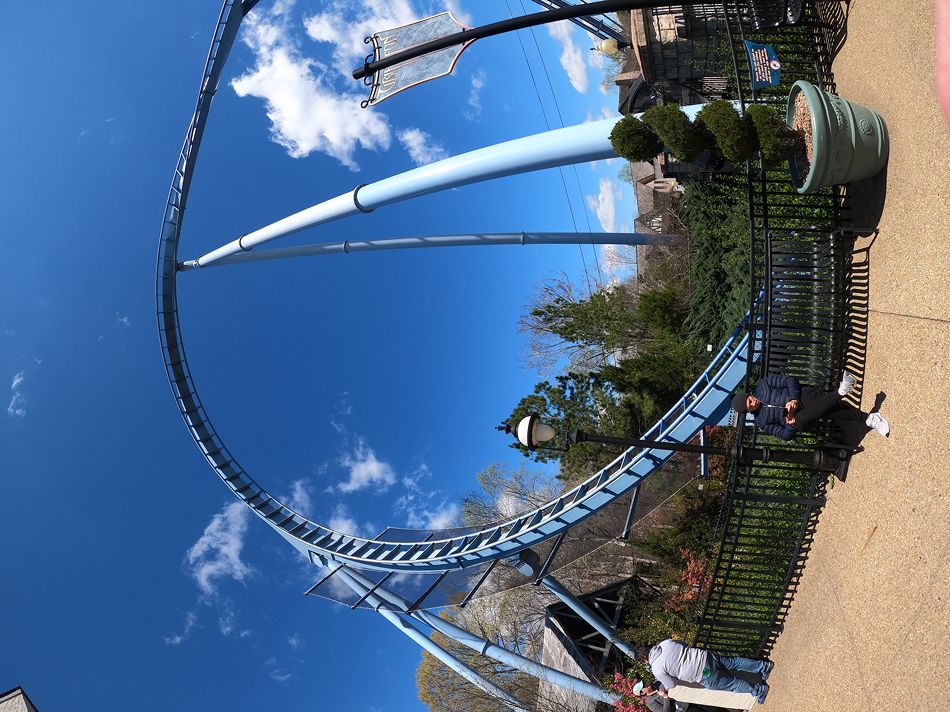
[502,415,854,475]
[591,38,632,55]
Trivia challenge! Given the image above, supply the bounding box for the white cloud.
[303,0,417,75]
[397,128,449,166]
[464,69,487,121]
[215,601,252,638]
[547,21,588,94]
[328,503,375,539]
[328,505,360,535]
[286,479,313,518]
[115,312,131,327]
[443,0,472,27]
[423,502,459,530]
[185,501,253,597]
[337,439,396,493]
[288,633,303,649]
[270,669,294,683]
[231,2,392,170]
[393,492,459,530]
[586,177,620,232]
[330,391,353,433]
[401,463,431,492]
[7,370,26,417]
[163,611,197,646]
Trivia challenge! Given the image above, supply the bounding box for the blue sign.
[744,40,782,89]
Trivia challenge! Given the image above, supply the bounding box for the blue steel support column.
[331,568,529,712]
[180,232,681,270]
[376,608,528,712]
[333,566,618,705]
[539,575,638,660]
[514,550,638,660]
[190,105,712,268]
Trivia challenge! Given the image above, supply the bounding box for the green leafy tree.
[603,333,701,418]
[636,284,689,336]
[679,177,750,345]
[505,372,631,482]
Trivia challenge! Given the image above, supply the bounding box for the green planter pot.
[786,80,889,194]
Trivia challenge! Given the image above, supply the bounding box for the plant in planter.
[608,115,664,163]
[642,104,713,162]
[609,83,888,194]
[785,80,889,193]
[745,103,801,165]
[695,100,757,165]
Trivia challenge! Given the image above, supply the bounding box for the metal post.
[334,566,619,704]
[352,0,702,80]
[179,232,682,270]
[376,607,529,712]
[537,575,640,661]
[187,105,713,268]
[513,551,638,660]
[331,568,529,712]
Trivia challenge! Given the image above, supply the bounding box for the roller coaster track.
[157,0,751,577]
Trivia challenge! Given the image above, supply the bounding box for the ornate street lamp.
[501,414,856,475]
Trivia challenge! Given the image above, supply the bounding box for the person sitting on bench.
[731,371,889,441]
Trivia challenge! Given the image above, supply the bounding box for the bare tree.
[519,272,643,375]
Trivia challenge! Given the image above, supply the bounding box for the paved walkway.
[763,1,950,709]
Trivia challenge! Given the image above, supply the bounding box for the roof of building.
[0,687,39,712]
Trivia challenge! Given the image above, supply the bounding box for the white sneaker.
[838,371,857,396]
[866,412,890,436]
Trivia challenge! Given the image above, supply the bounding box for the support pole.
[187,105,712,269]
[352,0,702,80]
[333,566,619,704]
[179,232,681,270]
[331,567,529,712]
[514,550,638,660]
[375,607,529,712]
[537,575,639,661]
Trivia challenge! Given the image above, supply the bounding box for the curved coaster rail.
[157,0,751,576]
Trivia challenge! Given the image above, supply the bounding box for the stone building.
[0,688,38,712]
[618,3,729,109]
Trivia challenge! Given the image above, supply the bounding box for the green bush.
[746,104,797,165]
[609,115,664,162]
[642,105,712,162]
[697,100,757,164]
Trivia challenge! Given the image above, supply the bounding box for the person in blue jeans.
[731,370,889,443]
[644,638,773,704]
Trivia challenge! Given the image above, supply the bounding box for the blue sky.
[0,2,638,710]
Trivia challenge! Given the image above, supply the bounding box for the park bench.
[747,0,804,30]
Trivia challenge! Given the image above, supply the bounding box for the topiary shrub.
[609,115,664,162]
[642,104,713,162]
[746,104,800,165]
[696,100,757,164]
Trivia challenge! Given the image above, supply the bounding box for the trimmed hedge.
[697,100,757,164]
[609,115,664,162]
[643,105,713,162]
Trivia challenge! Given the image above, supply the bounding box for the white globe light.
[515,415,556,450]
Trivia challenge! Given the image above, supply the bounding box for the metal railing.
[691,0,859,656]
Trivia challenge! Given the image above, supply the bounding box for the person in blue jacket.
[731,371,889,441]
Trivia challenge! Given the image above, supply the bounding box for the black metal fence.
[691,0,863,657]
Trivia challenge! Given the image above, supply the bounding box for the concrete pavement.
[762,1,950,709]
